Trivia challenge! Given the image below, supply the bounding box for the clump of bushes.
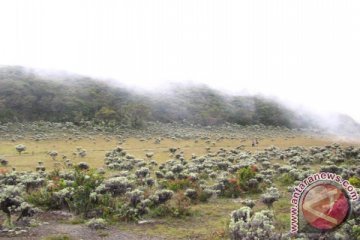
[0,185,38,226]
[237,166,257,190]
[161,178,195,192]
[218,166,260,198]
[150,191,191,218]
[229,207,280,240]
[27,167,105,218]
[160,178,212,203]
[221,178,242,198]
[25,164,180,222]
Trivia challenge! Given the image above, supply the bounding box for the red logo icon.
[301,183,350,230]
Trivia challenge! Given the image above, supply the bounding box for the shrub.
[162,179,212,203]
[30,168,105,217]
[277,173,296,186]
[161,178,195,192]
[27,188,60,209]
[198,189,214,203]
[155,171,164,179]
[42,235,74,240]
[53,188,75,209]
[1,185,37,226]
[127,189,144,207]
[67,169,104,215]
[150,191,191,218]
[78,149,87,158]
[349,176,360,188]
[184,188,197,200]
[231,206,251,222]
[86,218,107,230]
[77,162,90,170]
[229,207,280,240]
[169,148,177,154]
[165,171,175,180]
[135,167,150,178]
[237,167,256,191]
[352,225,360,239]
[117,205,141,222]
[247,178,259,190]
[49,151,58,160]
[242,199,255,209]
[221,178,242,198]
[170,191,192,217]
[0,158,9,166]
[15,144,26,155]
[145,178,155,187]
[100,176,132,196]
[261,187,280,209]
[153,189,174,204]
[145,152,154,159]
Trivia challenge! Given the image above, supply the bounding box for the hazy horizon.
[1,0,360,122]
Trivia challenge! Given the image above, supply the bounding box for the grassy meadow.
[0,135,353,171]
[1,124,360,239]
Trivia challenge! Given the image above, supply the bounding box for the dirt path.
[0,212,161,240]
[1,223,158,240]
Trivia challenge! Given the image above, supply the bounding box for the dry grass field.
[1,135,358,172]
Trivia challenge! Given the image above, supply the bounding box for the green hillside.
[0,66,334,129]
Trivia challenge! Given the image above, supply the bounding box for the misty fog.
[0,0,359,128]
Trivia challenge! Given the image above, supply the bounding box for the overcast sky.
[0,0,360,121]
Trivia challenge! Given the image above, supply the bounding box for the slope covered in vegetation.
[0,65,353,131]
[0,66,306,128]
